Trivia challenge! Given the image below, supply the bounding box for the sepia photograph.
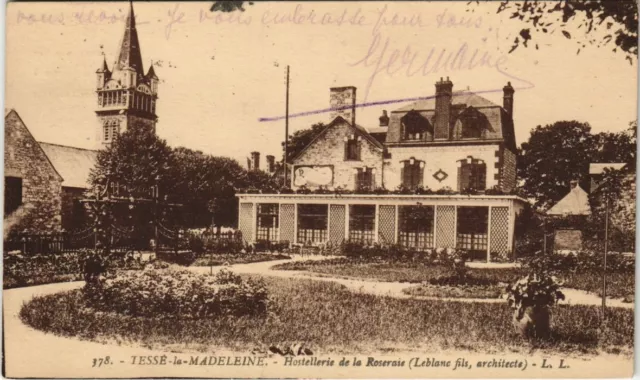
[3,0,637,378]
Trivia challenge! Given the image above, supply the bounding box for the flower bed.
[191,253,291,267]
[83,268,268,319]
[3,250,146,289]
[402,284,503,299]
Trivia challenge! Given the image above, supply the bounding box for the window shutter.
[400,165,406,187]
[344,141,349,161]
[457,166,463,191]
[355,168,361,190]
[418,165,424,187]
[357,140,361,161]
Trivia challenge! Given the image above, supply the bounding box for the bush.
[83,268,268,319]
[3,249,146,289]
[156,250,198,266]
[522,250,635,275]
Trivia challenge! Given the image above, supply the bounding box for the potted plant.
[506,274,565,339]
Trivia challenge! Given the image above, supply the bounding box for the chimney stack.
[434,77,453,140]
[379,110,389,127]
[503,81,515,116]
[329,86,357,126]
[250,151,260,171]
[266,155,275,173]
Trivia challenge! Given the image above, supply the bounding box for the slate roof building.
[237,79,527,261]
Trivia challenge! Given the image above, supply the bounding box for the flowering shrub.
[3,249,146,289]
[506,274,565,318]
[522,251,634,274]
[83,268,268,319]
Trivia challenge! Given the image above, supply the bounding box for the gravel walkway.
[187,255,634,309]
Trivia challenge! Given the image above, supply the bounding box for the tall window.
[458,158,486,191]
[103,120,120,143]
[297,204,328,244]
[401,159,424,189]
[256,204,279,241]
[457,207,489,259]
[349,205,375,243]
[355,168,374,191]
[401,110,433,141]
[4,177,22,216]
[398,206,434,250]
[344,136,360,161]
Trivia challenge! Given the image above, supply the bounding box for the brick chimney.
[503,81,515,116]
[250,151,260,171]
[330,86,357,126]
[379,110,389,127]
[266,155,275,173]
[434,77,453,140]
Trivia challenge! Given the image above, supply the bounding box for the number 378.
[92,356,111,367]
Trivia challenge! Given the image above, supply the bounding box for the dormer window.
[344,135,361,161]
[452,106,489,140]
[401,110,433,141]
[401,158,424,189]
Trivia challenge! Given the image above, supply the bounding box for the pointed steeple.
[96,56,110,73]
[114,1,144,76]
[146,63,158,79]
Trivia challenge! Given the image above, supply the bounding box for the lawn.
[271,258,634,299]
[20,275,633,357]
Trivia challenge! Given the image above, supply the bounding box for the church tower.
[95,2,158,148]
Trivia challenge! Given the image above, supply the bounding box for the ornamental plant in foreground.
[506,273,565,339]
[83,267,268,319]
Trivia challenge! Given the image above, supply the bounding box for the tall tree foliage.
[518,121,597,208]
[89,123,176,200]
[486,0,638,62]
[518,120,637,209]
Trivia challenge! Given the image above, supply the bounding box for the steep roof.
[113,2,144,76]
[392,90,499,113]
[291,116,383,163]
[39,143,98,189]
[589,163,627,175]
[547,184,591,216]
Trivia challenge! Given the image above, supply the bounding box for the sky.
[6,2,637,166]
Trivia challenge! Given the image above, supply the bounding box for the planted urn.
[506,273,565,339]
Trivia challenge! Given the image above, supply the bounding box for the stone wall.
[500,148,517,192]
[293,120,383,190]
[4,110,63,234]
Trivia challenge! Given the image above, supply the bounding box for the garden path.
[4,258,633,377]
[187,255,635,309]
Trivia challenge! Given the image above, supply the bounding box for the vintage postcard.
[3,0,637,378]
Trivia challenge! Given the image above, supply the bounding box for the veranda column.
[238,203,255,244]
[435,205,456,249]
[279,204,296,245]
[489,206,510,260]
[329,204,346,244]
[377,205,396,245]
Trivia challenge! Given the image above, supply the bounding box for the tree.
[587,167,636,252]
[486,0,638,62]
[88,123,177,248]
[517,121,597,209]
[283,122,326,163]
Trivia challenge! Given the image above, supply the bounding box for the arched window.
[401,110,433,141]
[457,157,486,191]
[401,158,424,189]
[452,106,489,140]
